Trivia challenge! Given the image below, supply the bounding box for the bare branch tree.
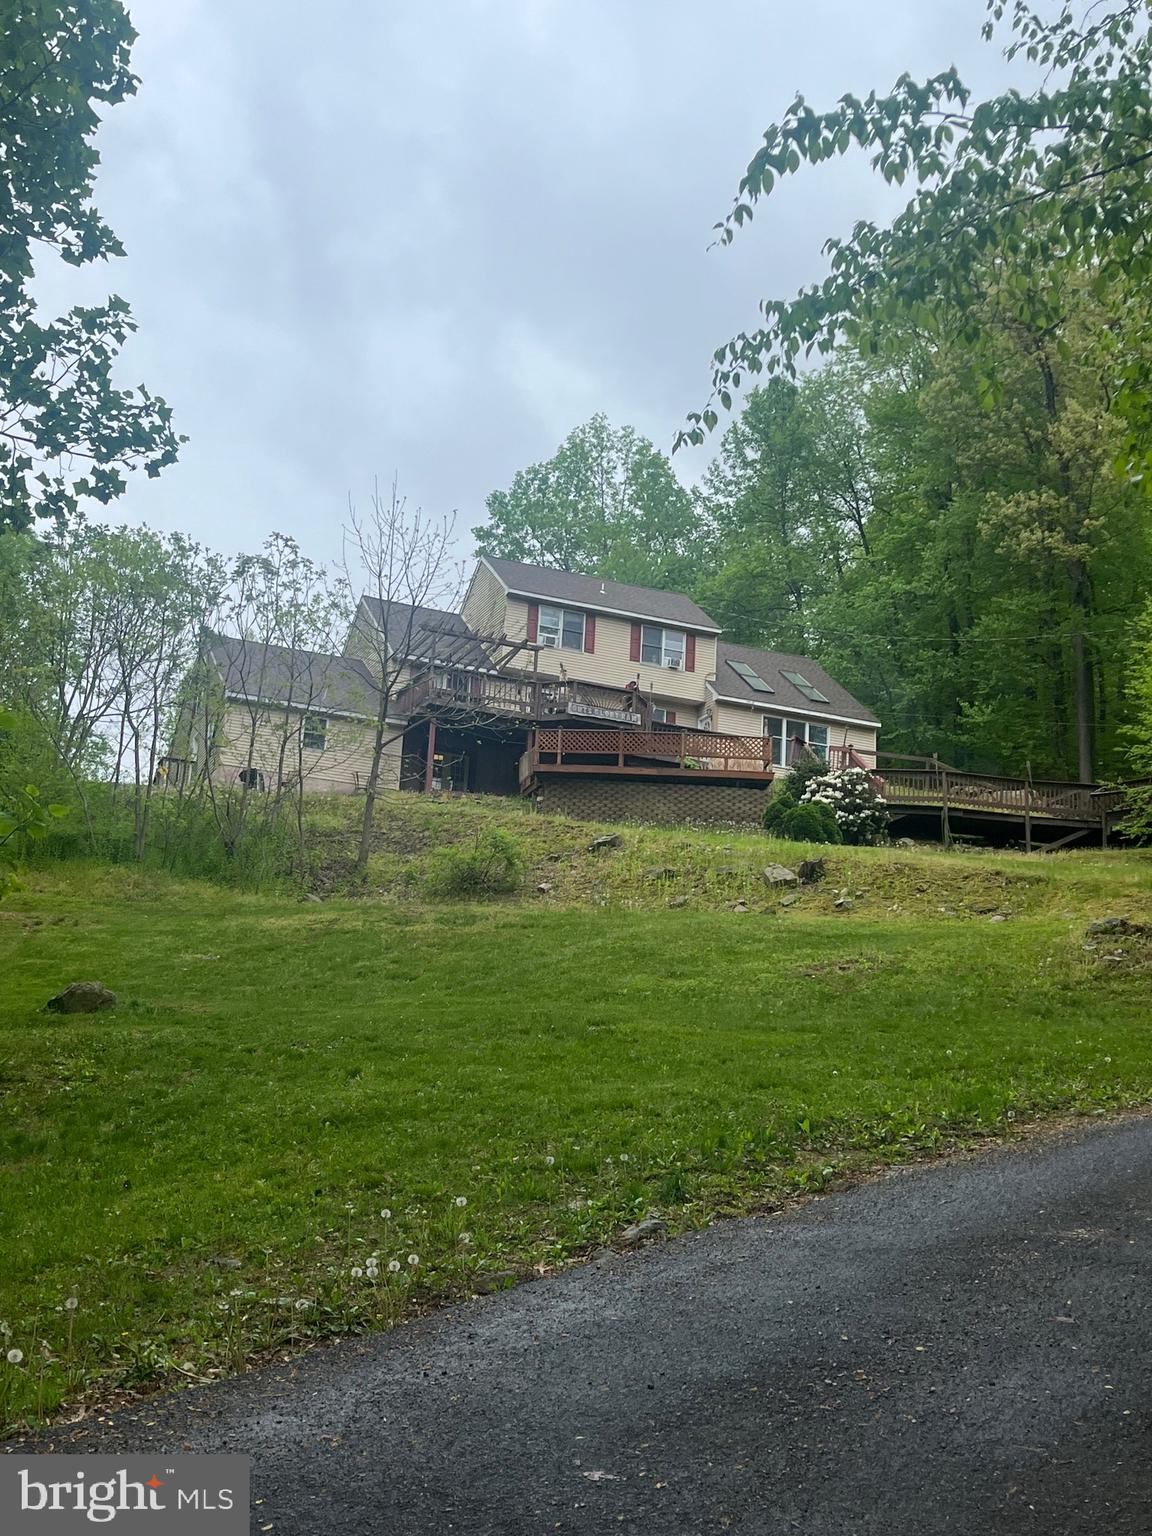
[342,479,461,868]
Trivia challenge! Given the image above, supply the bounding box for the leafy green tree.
[475,414,699,588]
[683,1,1152,453]
[0,1,182,530]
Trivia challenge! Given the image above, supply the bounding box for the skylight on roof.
[727,658,774,694]
[781,670,830,704]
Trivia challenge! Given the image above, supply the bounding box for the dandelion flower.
[6,1349,22,1365]
[387,1260,401,1274]
[619,1154,629,1163]
[64,1297,79,1312]
[351,1267,364,1279]
[380,1208,392,1220]
[407,1254,420,1267]
[545,1155,555,1166]
[454,1196,467,1208]
[0,1322,9,1337]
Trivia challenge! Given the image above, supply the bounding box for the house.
[164,632,402,796]
[168,558,879,827]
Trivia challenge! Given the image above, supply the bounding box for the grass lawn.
[2,843,1152,1431]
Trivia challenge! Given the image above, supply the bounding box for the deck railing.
[526,726,774,778]
[826,745,1114,822]
[394,670,651,725]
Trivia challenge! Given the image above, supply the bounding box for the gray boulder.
[762,864,799,886]
[45,981,117,1014]
[619,1218,667,1249]
[588,834,623,851]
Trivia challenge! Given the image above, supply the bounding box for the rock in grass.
[45,981,117,1014]
[797,858,826,885]
[762,864,799,886]
[588,834,623,852]
[833,897,854,911]
[644,867,677,881]
[619,1218,667,1249]
[1086,916,1136,935]
[780,893,800,908]
[667,895,689,909]
[474,1269,519,1295]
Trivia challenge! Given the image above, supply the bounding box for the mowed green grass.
[2,867,1151,1429]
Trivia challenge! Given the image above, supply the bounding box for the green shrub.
[762,787,797,834]
[423,829,524,900]
[781,802,841,844]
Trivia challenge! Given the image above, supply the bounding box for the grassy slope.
[3,794,1152,1429]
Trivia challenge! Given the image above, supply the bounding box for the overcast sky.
[44,0,1024,568]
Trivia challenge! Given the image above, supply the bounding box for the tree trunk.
[1072,630,1094,783]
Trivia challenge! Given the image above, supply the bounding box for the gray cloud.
[45,0,1026,565]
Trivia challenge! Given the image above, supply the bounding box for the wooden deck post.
[423,718,438,793]
[940,765,952,847]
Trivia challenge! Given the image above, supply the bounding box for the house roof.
[711,641,881,726]
[481,555,721,633]
[358,597,493,669]
[205,632,382,719]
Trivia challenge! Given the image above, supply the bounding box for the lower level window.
[238,767,266,791]
[303,714,328,751]
[765,717,829,768]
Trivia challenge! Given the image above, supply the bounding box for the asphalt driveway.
[17,1116,1152,1534]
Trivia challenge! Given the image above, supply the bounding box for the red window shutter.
[685,633,696,672]
[526,604,539,643]
[584,613,596,653]
[666,710,677,725]
[630,622,641,662]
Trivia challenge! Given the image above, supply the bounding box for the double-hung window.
[640,625,686,669]
[303,715,327,751]
[538,604,585,651]
[764,716,829,768]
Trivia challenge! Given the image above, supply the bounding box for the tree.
[476,415,699,588]
[0,1,182,530]
[683,2,1152,456]
[344,481,460,870]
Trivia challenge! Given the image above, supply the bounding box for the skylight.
[727,658,774,694]
[781,669,830,704]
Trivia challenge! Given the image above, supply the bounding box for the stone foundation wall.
[533,775,770,829]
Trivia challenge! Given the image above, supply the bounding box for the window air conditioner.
[665,658,681,670]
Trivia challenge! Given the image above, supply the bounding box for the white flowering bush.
[800,766,888,845]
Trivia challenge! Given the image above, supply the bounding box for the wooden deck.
[395,672,649,727]
[826,747,1128,848]
[521,727,776,788]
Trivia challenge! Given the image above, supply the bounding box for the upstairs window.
[640,625,686,670]
[303,715,328,751]
[538,604,586,651]
[651,706,679,725]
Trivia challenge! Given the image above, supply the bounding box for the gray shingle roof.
[482,556,721,632]
[359,598,493,669]
[206,632,382,719]
[712,641,880,725]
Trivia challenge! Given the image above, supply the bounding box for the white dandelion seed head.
[351,1267,364,1279]
[7,1349,23,1365]
[387,1260,401,1274]
[545,1155,555,1166]
[454,1196,467,1208]
[64,1297,79,1312]
[380,1208,392,1220]
[407,1253,420,1267]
